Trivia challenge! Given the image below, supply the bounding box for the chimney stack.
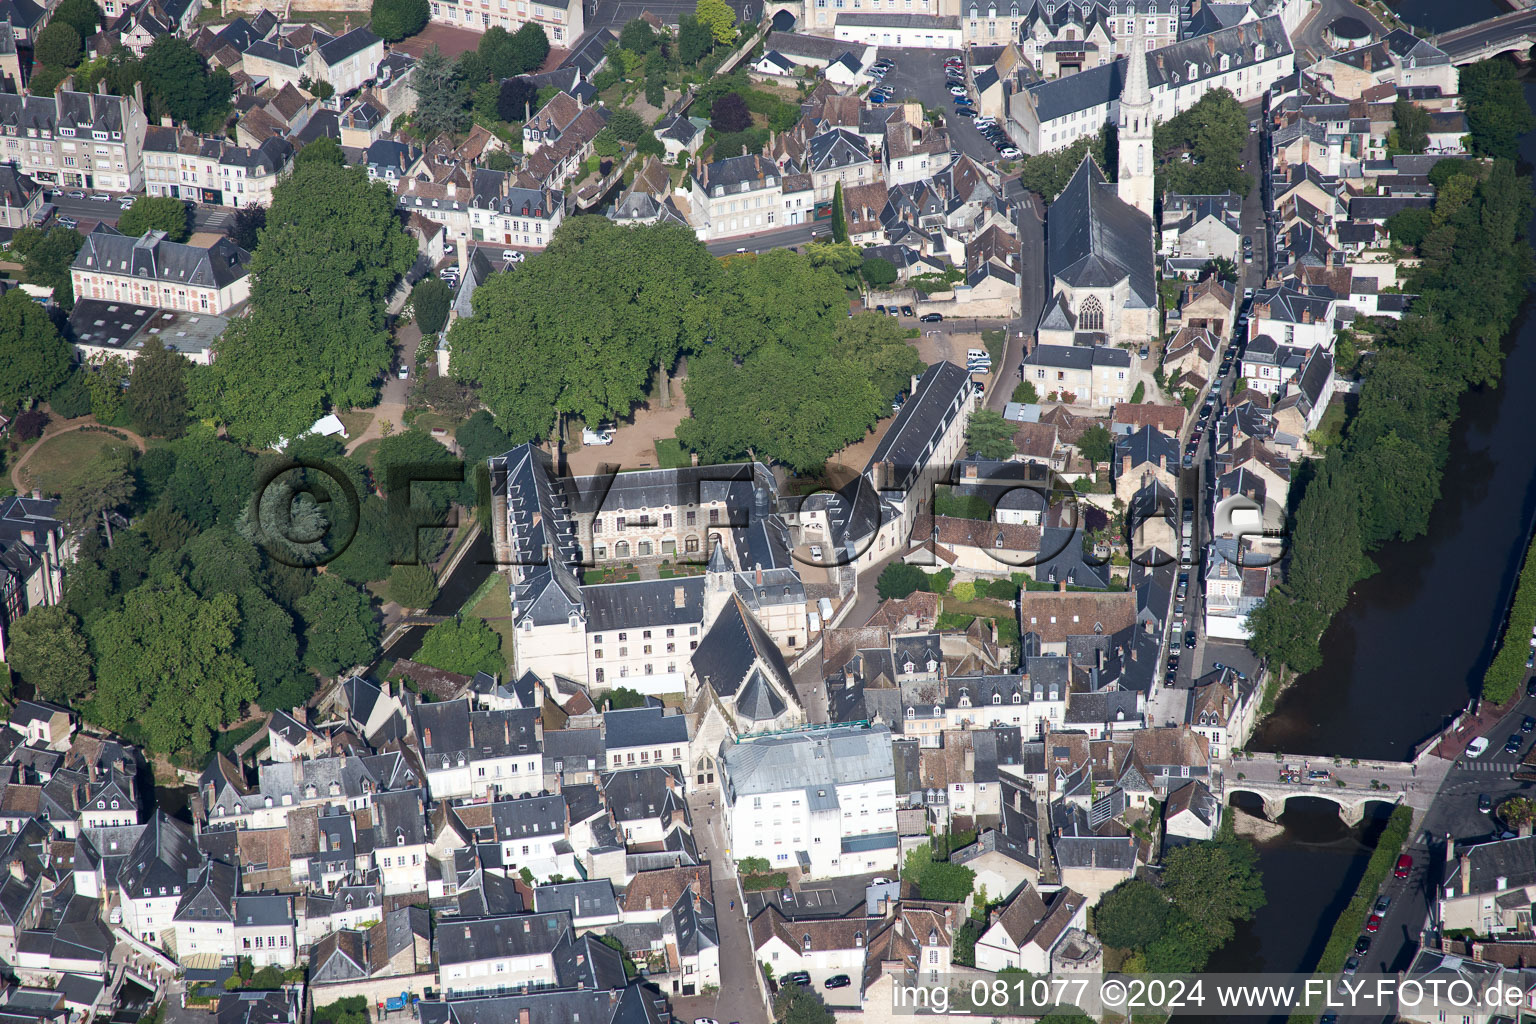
[1460,853,1471,895]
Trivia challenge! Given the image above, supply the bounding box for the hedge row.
[1289,806,1413,1023]
[741,872,789,892]
[1483,528,1536,704]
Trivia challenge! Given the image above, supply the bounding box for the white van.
[966,348,988,362]
[582,423,616,445]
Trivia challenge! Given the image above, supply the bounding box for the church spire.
[1117,18,1154,218]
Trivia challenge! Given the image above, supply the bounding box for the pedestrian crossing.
[1460,759,1522,773]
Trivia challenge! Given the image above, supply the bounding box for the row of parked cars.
[866,56,896,104]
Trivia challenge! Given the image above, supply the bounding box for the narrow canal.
[1202,6,1536,1006]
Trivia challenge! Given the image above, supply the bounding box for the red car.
[1394,854,1413,879]
[1365,914,1382,933]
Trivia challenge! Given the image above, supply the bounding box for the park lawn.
[412,412,463,437]
[352,438,383,474]
[655,438,691,470]
[337,409,373,439]
[21,431,136,495]
[468,582,515,672]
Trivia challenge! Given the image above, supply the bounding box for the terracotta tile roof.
[912,513,1041,556]
[622,866,713,911]
[1016,592,1136,645]
[1111,402,1185,434]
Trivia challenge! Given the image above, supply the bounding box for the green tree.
[296,574,379,677]
[1392,98,1431,155]
[414,46,468,138]
[607,108,649,143]
[124,337,190,438]
[1093,879,1169,950]
[58,449,134,544]
[1012,380,1039,403]
[830,180,847,243]
[1387,206,1432,248]
[203,161,415,445]
[475,26,520,80]
[1076,423,1114,465]
[1460,58,1535,159]
[1153,88,1252,196]
[1130,381,1145,403]
[455,410,514,465]
[605,686,646,709]
[118,195,191,241]
[836,313,925,401]
[34,22,82,69]
[1162,831,1266,948]
[877,561,926,600]
[694,0,736,44]
[368,0,427,43]
[90,574,255,754]
[10,225,84,306]
[509,23,550,74]
[295,136,345,168]
[0,288,71,408]
[619,17,658,53]
[450,219,721,441]
[50,0,100,40]
[49,370,92,418]
[678,14,714,64]
[140,36,232,132]
[593,128,622,159]
[413,616,506,676]
[861,256,897,289]
[231,587,308,711]
[1017,129,1110,200]
[774,981,834,1024]
[388,563,439,610]
[965,409,1015,461]
[411,276,452,334]
[6,605,92,702]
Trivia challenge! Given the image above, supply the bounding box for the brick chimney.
[674,585,686,609]
[1460,853,1471,894]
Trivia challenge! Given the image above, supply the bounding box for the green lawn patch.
[20,430,136,495]
[655,438,691,469]
[584,565,640,585]
[982,329,1006,366]
[934,486,994,521]
[213,720,265,757]
[468,579,515,675]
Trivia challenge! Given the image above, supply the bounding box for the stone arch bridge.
[1220,750,1450,827]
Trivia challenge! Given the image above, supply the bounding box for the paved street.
[872,47,1001,166]
[583,0,758,34]
[704,221,832,255]
[673,791,769,1024]
[43,189,235,234]
[1290,0,1387,63]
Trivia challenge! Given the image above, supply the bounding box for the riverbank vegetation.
[1289,806,1413,1024]
[1483,527,1536,703]
[1248,63,1535,675]
[1091,824,1265,973]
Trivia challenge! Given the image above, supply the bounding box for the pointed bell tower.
[1117,18,1155,219]
[704,536,736,627]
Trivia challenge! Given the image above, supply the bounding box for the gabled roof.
[1048,156,1154,308]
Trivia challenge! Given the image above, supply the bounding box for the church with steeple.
[1035,23,1157,350]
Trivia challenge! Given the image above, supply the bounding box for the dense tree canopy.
[450,218,721,440]
[5,606,92,702]
[965,409,1016,461]
[1461,58,1536,160]
[0,288,72,409]
[34,22,82,70]
[91,574,256,754]
[413,616,506,676]
[11,226,84,306]
[50,0,100,40]
[119,196,191,241]
[125,338,191,438]
[297,574,379,676]
[411,276,452,334]
[1154,88,1252,197]
[1250,144,1534,674]
[198,161,416,446]
[370,0,428,42]
[414,47,468,138]
[140,36,233,133]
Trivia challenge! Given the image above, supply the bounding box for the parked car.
[949,86,968,96]
[397,364,408,380]
[1507,734,1523,754]
[66,190,85,199]
[1374,895,1391,914]
[1394,854,1413,878]
[953,107,976,117]
[871,877,892,885]
[920,312,943,322]
[1343,957,1360,975]
[782,972,812,988]
[1184,631,1197,648]
[1467,737,1490,757]
[825,976,852,989]
[91,193,112,202]
[1354,936,1371,955]
[1364,915,1381,934]
[809,545,823,560]
[58,216,77,228]
[900,305,916,317]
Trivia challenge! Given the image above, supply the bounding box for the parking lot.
[867,47,1005,165]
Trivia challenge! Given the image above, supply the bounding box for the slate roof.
[604,706,688,750]
[1047,156,1154,307]
[721,725,894,797]
[74,227,251,291]
[583,577,704,632]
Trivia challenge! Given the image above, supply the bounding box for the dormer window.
[1012,692,1022,704]
[992,693,1001,705]
[906,707,915,719]
[59,128,74,137]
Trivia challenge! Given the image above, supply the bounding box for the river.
[1203,6,1536,1008]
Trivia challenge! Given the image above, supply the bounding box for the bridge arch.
[1224,785,1402,827]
